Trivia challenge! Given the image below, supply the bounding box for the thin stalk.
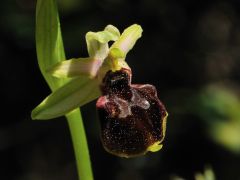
[66,110,94,180]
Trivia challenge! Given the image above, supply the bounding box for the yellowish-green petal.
[110,24,143,58]
[86,25,120,59]
[104,25,120,39]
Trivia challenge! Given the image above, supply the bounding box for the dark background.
[1,0,240,179]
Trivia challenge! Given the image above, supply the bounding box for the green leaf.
[32,77,101,120]
[36,0,67,90]
[48,57,102,78]
[110,24,143,58]
[86,25,120,60]
[35,1,94,179]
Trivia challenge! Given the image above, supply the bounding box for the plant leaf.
[48,57,102,78]
[35,1,94,179]
[110,24,143,58]
[86,25,120,60]
[31,77,101,120]
[36,0,68,90]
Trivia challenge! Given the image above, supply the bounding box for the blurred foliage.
[195,166,215,180]
[171,166,215,180]
[198,85,240,153]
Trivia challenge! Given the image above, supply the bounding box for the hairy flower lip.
[97,68,168,158]
[100,68,132,95]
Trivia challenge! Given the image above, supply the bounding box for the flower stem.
[66,109,94,180]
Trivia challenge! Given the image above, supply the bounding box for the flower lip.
[100,68,132,96]
[97,68,168,157]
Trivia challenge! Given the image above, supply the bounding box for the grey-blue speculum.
[96,68,168,158]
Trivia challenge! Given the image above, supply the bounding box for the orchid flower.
[32,24,168,157]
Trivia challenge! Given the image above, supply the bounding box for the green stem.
[66,109,94,180]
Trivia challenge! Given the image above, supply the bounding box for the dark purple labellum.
[96,68,168,158]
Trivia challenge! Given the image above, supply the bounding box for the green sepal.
[104,25,121,39]
[31,77,101,120]
[48,57,102,78]
[86,25,120,60]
